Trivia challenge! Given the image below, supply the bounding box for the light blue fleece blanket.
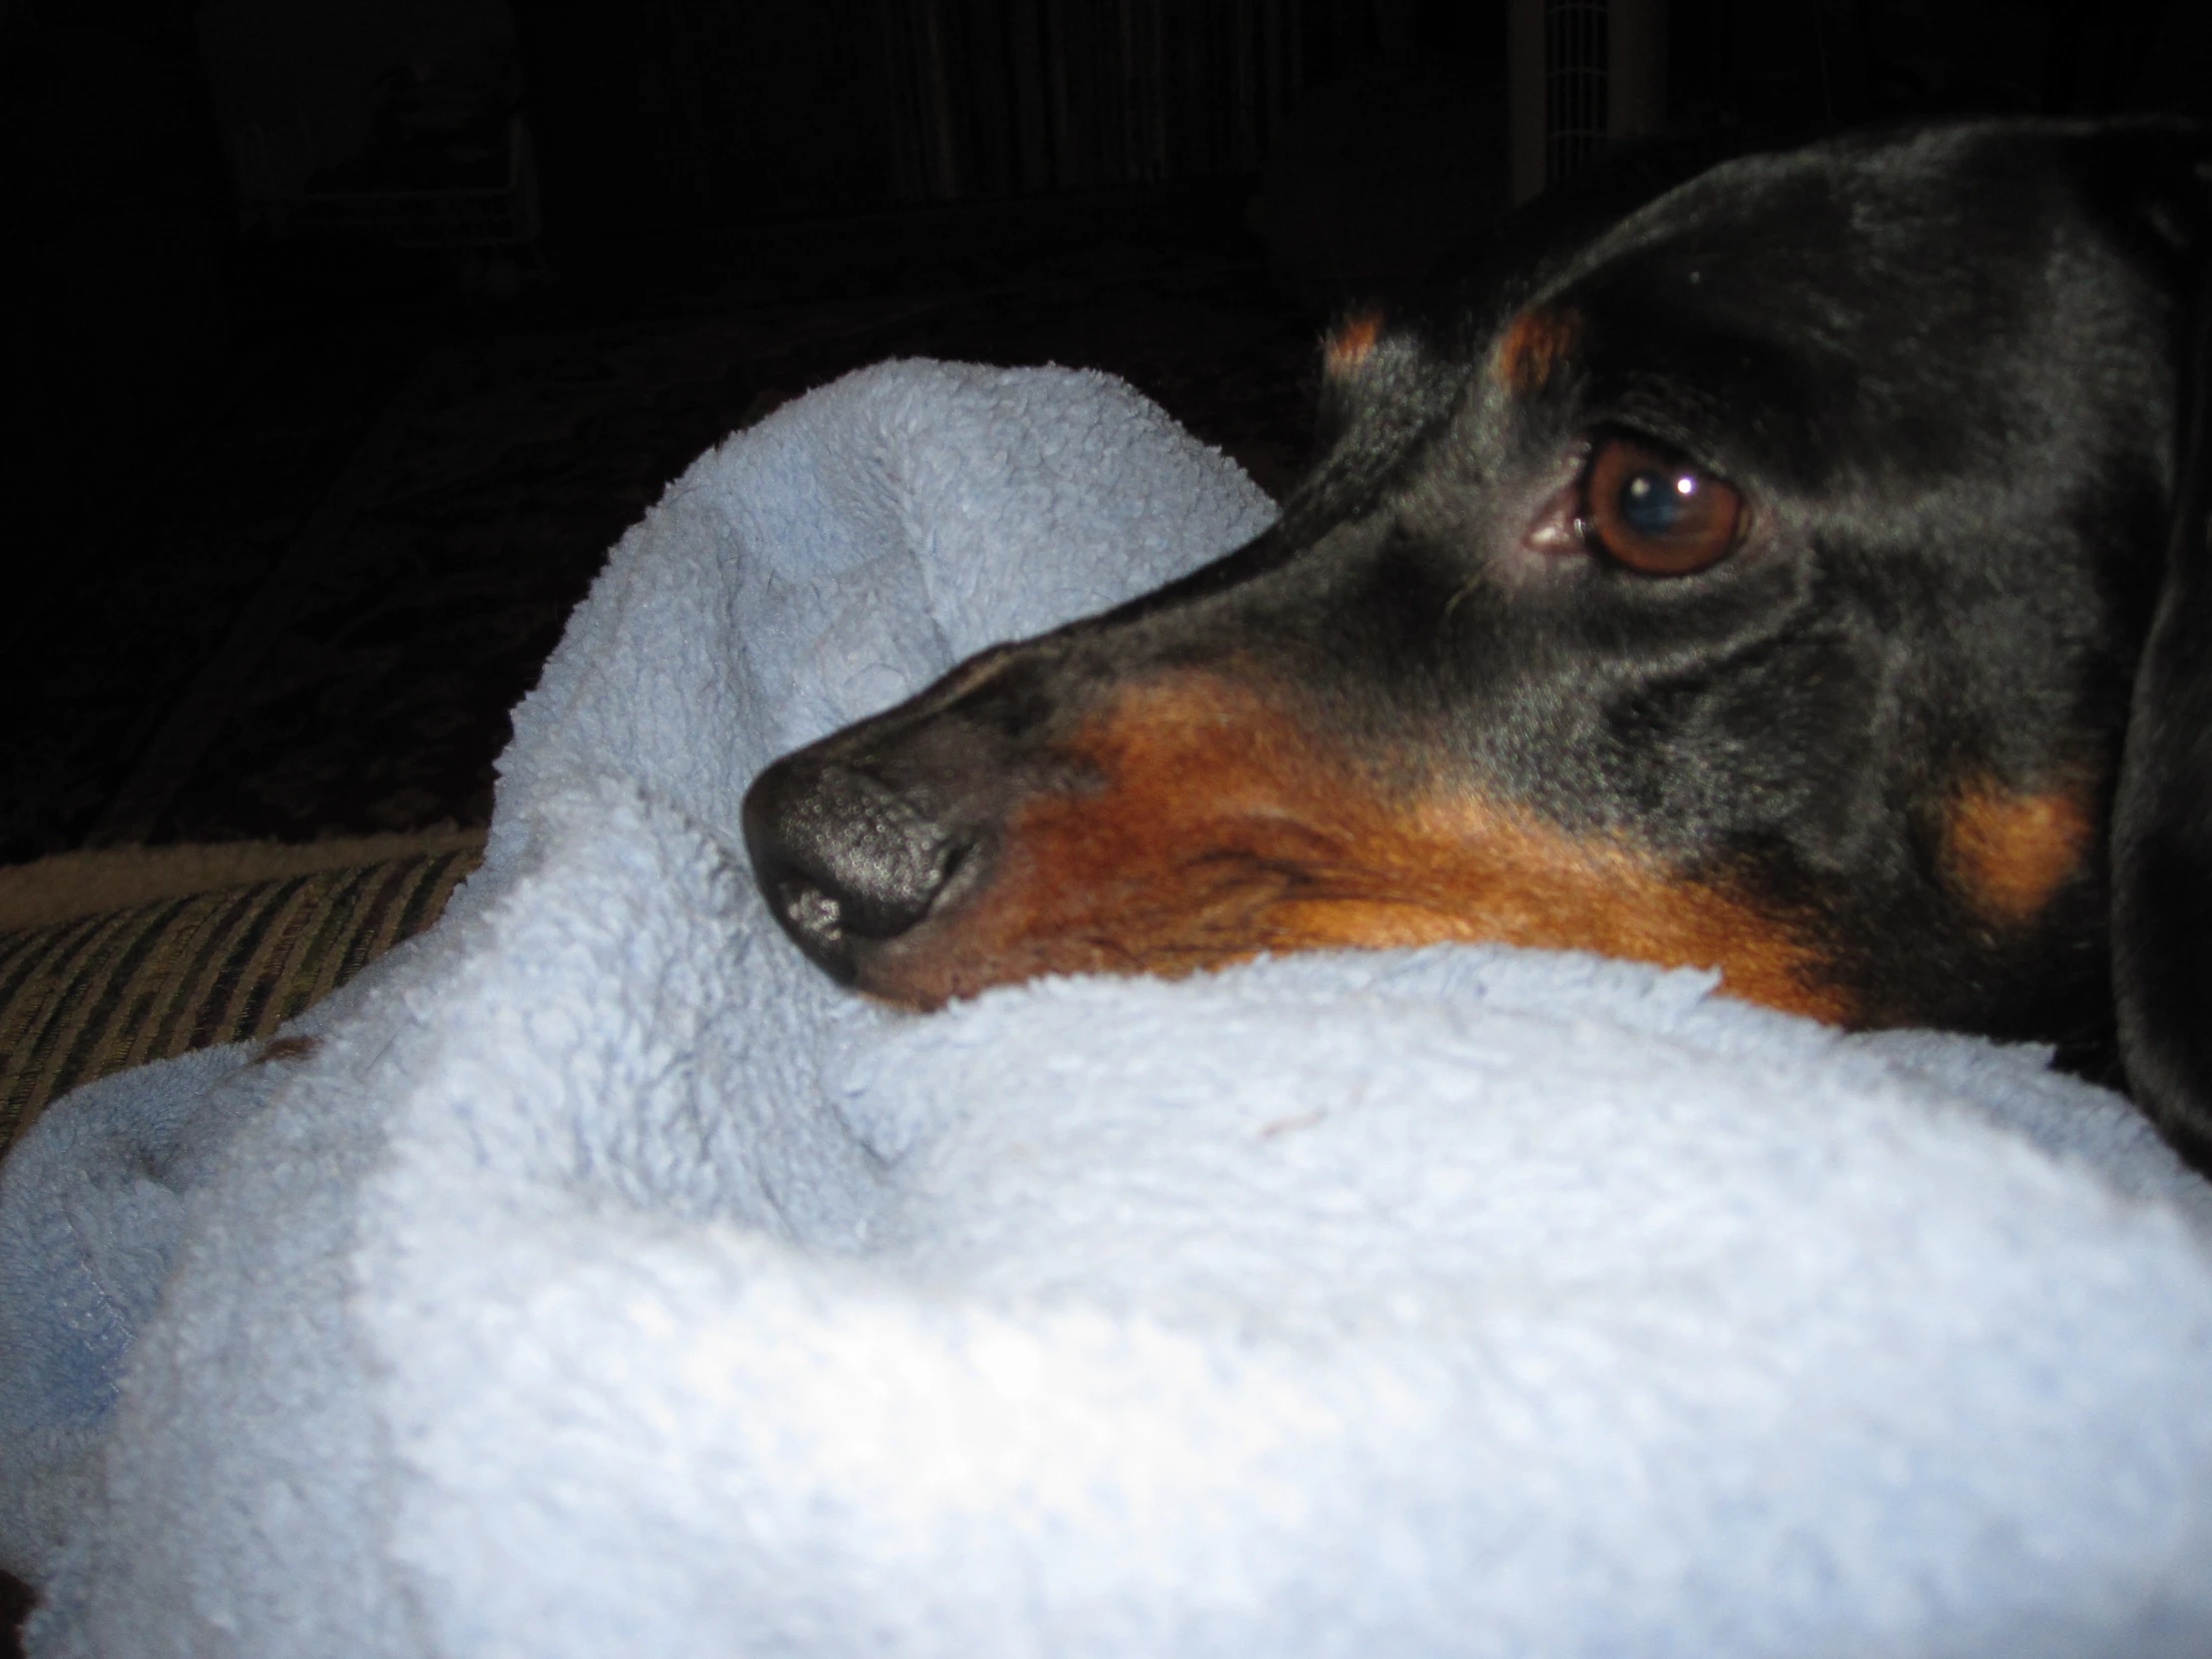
[4,361,2212,1657]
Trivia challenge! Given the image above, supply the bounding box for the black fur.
[748,119,2212,1174]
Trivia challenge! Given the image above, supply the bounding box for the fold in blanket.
[4,361,2212,1658]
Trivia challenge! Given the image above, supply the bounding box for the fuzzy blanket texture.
[5,361,2212,1658]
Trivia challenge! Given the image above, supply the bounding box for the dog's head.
[746,119,2212,1168]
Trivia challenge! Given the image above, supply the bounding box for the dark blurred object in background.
[7,0,2212,865]
[9,0,2212,857]
[1261,0,1509,299]
[7,0,236,636]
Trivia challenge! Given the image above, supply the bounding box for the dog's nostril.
[743,755,968,980]
[778,877,847,946]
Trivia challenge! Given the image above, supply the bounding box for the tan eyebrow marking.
[1325,310,1385,376]
[1943,786,2094,923]
[1493,306,1582,398]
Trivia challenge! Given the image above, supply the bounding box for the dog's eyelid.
[1580,419,1729,479]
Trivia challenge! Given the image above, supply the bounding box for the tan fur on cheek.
[1943,786,2094,923]
[858,674,1850,1022]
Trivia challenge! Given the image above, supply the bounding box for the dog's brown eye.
[1578,436,1742,576]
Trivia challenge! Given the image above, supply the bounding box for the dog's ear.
[2111,142,2212,1174]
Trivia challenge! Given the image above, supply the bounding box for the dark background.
[7,0,2211,869]
[3,0,2212,1643]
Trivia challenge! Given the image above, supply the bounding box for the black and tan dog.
[746,119,2212,1173]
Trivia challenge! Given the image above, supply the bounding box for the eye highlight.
[1577,435,1743,576]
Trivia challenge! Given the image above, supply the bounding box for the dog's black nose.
[742,754,969,982]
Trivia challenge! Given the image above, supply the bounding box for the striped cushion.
[0,846,480,1157]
